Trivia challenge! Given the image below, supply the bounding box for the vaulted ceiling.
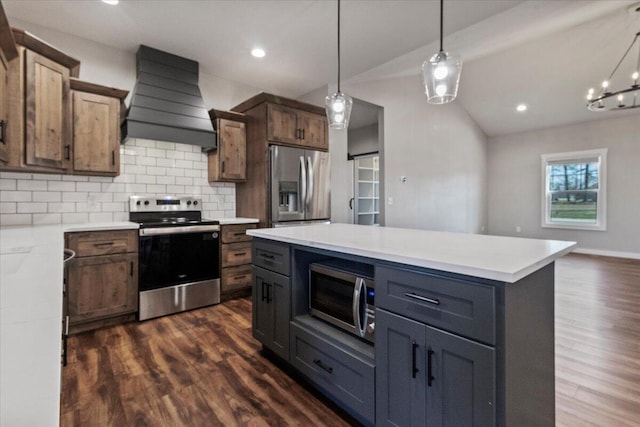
[4,0,639,136]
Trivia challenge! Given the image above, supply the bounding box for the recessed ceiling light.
[251,48,266,58]
[516,104,528,112]
[101,0,119,5]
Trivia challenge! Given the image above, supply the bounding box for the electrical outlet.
[388,197,393,205]
[400,176,407,183]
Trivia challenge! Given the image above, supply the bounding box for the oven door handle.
[140,225,220,236]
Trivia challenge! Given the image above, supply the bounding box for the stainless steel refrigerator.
[270,145,331,227]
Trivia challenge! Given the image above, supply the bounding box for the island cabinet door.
[425,326,496,427]
[252,266,272,346]
[376,309,427,427]
[269,270,291,362]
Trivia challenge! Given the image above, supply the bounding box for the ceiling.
[4,0,640,136]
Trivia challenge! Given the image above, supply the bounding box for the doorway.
[347,98,384,226]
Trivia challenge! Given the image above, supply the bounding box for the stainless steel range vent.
[122,45,216,150]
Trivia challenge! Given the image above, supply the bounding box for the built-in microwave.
[309,260,375,343]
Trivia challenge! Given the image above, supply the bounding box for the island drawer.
[221,264,252,292]
[290,322,375,425]
[376,265,496,345]
[66,230,138,257]
[221,223,257,243]
[222,242,252,267]
[253,239,290,276]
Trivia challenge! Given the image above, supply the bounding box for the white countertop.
[1,225,64,426]
[215,217,259,225]
[248,223,576,283]
[62,221,140,232]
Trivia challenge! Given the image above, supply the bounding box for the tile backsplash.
[0,139,236,226]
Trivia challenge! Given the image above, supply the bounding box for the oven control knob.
[367,322,375,334]
[193,200,198,206]
[136,201,141,206]
[212,232,219,239]
[144,200,150,206]
[187,200,192,206]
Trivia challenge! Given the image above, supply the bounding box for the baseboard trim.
[572,248,640,260]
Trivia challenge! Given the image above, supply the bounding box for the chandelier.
[586,23,640,111]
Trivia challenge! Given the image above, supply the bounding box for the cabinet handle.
[261,281,268,302]
[313,359,333,374]
[427,347,435,387]
[0,120,6,144]
[111,150,115,165]
[130,261,134,277]
[222,161,225,173]
[233,252,247,257]
[412,340,419,379]
[233,274,249,281]
[261,253,275,260]
[232,232,246,237]
[301,129,305,140]
[405,292,440,305]
[64,144,71,160]
[93,242,115,247]
[62,315,69,367]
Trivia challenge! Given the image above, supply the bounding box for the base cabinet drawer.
[253,238,290,276]
[66,229,138,257]
[290,322,375,426]
[376,265,496,345]
[221,264,252,292]
[221,223,256,243]
[222,241,252,267]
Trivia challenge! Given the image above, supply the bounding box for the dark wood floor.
[61,254,640,426]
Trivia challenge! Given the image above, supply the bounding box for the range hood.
[122,45,216,150]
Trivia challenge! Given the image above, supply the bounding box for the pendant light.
[422,0,462,104]
[325,0,352,129]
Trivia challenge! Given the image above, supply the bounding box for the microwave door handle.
[352,278,364,337]
[360,279,369,337]
[306,156,313,210]
[299,156,307,214]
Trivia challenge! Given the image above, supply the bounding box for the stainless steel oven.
[130,196,221,320]
[309,260,375,343]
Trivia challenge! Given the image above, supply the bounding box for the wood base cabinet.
[65,229,138,333]
[220,223,256,298]
[376,309,495,427]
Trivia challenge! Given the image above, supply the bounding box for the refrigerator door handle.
[299,156,307,213]
[306,156,313,210]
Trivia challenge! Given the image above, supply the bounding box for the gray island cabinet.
[247,224,576,427]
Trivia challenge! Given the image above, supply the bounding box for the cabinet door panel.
[426,326,496,427]
[270,270,291,361]
[0,51,8,164]
[25,50,71,170]
[267,103,298,144]
[376,309,427,427]
[73,91,119,175]
[252,265,272,346]
[219,118,246,180]
[68,253,137,324]
[299,111,327,150]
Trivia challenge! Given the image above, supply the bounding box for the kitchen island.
[247,223,576,427]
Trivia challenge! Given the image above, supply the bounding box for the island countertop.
[247,223,576,283]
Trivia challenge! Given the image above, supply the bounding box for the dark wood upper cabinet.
[208,109,247,182]
[267,103,328,150]
[0,2,18,165]
[24,49,72,170]
[71,80,127,176]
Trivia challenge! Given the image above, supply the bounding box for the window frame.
[540,148,607,231]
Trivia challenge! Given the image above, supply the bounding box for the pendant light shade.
[325,0,352,129]
[422,0,462,104]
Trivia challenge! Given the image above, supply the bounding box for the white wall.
[488,114,640,256]
[307,76,488,233]
[348,124,378,157]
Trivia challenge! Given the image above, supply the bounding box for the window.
[541,149,607,231]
